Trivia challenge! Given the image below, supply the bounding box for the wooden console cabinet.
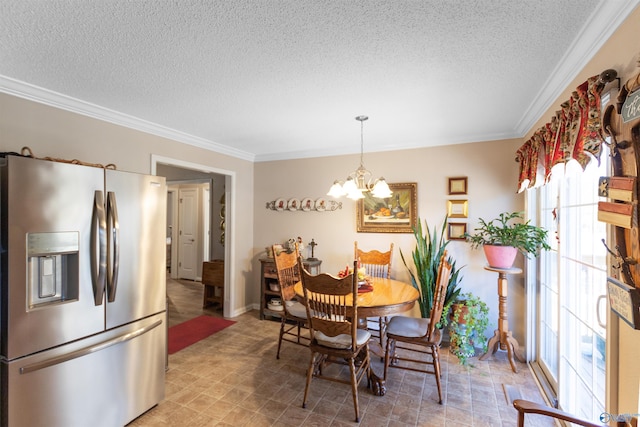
[259,257,322,320]
[202,260,224,309]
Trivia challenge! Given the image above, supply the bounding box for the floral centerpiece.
[337,265,369,282]
[356,266,368,284]
[337,263,372,292]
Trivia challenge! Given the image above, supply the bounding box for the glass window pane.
[594,333,606,408]
[535,144,608,418]
[578,322,593,386]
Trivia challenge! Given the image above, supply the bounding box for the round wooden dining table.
[294,277,419,396]
[293,277,419,317]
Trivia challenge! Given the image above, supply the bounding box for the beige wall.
[254,138,525,339]
[0,93,256,317]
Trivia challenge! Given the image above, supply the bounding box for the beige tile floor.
[129,277,555,427]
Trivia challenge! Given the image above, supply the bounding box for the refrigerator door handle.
[91,190,107,305]
[107,191,120,302]
[19,319,163,375]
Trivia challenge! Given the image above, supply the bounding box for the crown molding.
[0,75,255,162]
[515,0,640,136]
[254,130,520,162]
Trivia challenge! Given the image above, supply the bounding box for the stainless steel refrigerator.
[0,154,167,427]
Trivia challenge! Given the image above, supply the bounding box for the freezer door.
[105,169,166,329]
[0,156,105,360]
[0,312,166,427]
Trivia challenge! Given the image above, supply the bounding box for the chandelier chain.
[356,115,368,168]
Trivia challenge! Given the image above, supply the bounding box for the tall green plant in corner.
[400,217,462,319]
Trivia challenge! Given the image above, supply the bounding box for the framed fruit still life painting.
[356,182,417,233]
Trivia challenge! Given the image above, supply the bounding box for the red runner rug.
[168,315,235,354]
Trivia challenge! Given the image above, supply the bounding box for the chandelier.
[327,116,392,200]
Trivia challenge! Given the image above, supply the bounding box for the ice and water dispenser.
[27,232,79,309]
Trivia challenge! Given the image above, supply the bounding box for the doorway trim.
[151,155,235,319]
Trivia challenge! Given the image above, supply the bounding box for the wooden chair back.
[272,244,300,303]
[299,260,358,349]
[354,242,393,279]
[426,252,452,340]
[513,399,609,427]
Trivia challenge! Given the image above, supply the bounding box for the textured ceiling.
[0,1,638,162]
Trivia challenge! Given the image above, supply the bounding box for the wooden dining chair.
[272,244,309,359]
[354,241,393,349]
[299,259,371,423]
[355,241,393,279]
[383,251,451,404]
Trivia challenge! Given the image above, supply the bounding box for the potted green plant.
[400,217,462,320]
[464,211,551,268]
[441,292,490,365]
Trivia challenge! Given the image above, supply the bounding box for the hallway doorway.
[152,155,234,319]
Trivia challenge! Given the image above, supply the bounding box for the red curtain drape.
[516,75,605,192]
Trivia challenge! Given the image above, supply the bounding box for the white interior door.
[203,187,210,262]
[178,187,198,280]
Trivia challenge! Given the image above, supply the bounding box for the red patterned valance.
[516,75,605,192]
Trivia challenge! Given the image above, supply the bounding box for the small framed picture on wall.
[447,200,468,218]
[448,223,467,240]
[448,177,468,195]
